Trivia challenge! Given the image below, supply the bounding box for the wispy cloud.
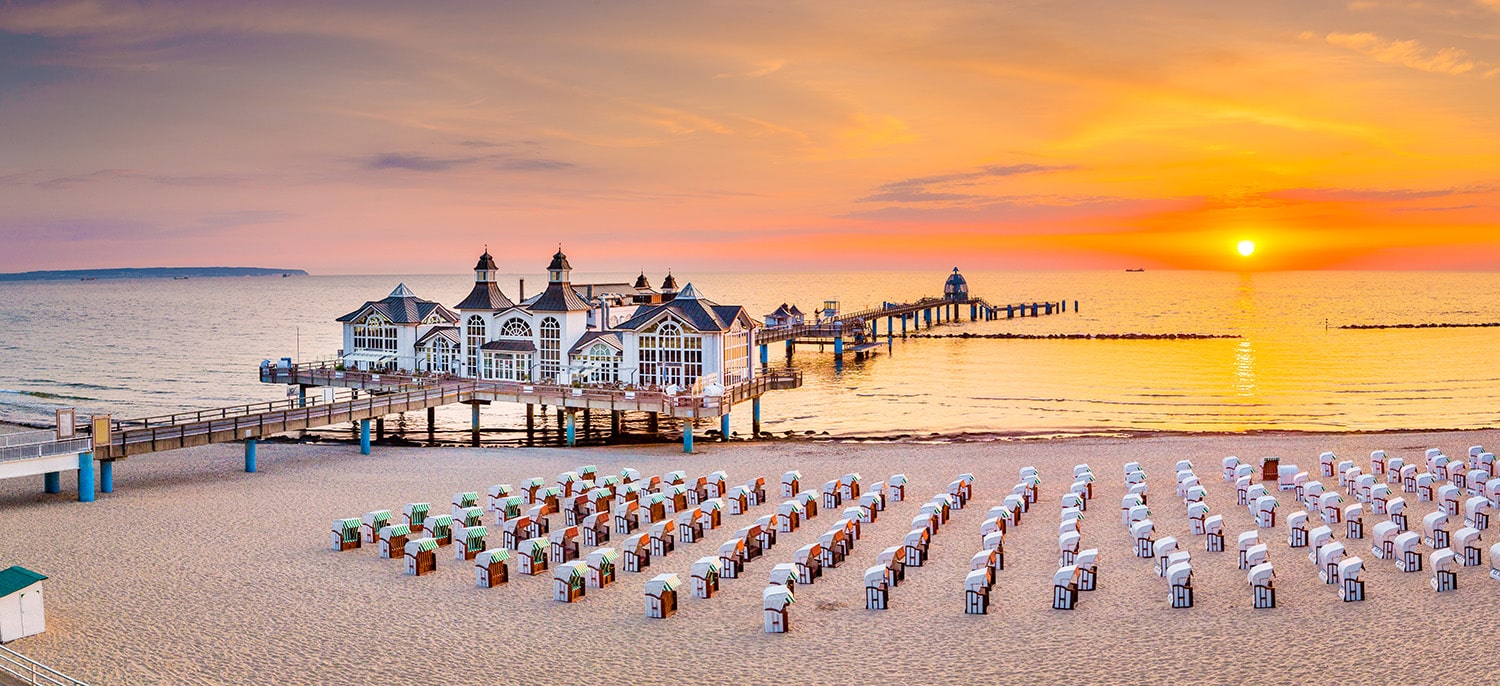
[360,151,574,173]
[859,163,1076,203]
[1320,32,1479,75]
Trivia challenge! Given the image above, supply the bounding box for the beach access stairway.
[0,644,88,686]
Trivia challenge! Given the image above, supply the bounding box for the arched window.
[539,317,561,381]
[353,314,397,352]
[499,318,532,338]
[581,342,620,383]
[465,315,487,377]
[637,319,701,386]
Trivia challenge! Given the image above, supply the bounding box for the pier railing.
[112,387,360,433]
[0,437,94,464]
[0,645,89,686]
[0,429,66,449]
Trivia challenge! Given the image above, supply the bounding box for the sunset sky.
[3,1,1500,273]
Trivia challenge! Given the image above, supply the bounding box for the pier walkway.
[754,295,1072,360]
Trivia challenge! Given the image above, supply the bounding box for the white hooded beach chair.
[451,491,479,517]
[756,515,780,550]
[1388,497,1409,532]
[768,562,796,592]
[1370,450,1387,476]
[1237,531,1259,569]
[1254,495,1279,528]
[649,520,676,558]
[1337,461,1356,490]
[1184,485,1207,506]
[645,574,681,619]
[1205,515,1225,552]
[983,532,1005,570]
[1187,500,1211,534]
[1430,549,1458,592]
[1394,532,1422,572]
[1319,451,1336,478]
[1465,496,1491,531]
[1301,481,1325,511]
[1059,531,1081,567]
[981,517,1005,545]
[878,545,905,585]
[821,480,841,510]
[1223,456,1240,482]
[1127,504,1151,528]
[1355,475,1376,503]
[517,537,549,576]
[795,543,823,584]
[763,585,793,633]
[457,525,488,561]
[1307,526,1333,564]
[692,557,722,599]
[1153,537,1179,577]
[404,537,438,576]
[1287,511,1309,548]
[1121,494,1144,526]
[1074,548,1099,591]
[971,549,999,585]
[866,564,889,610]
[904,528,930,567]
[1248,562,1275,608]
[378,524,410,559]
[1370,484,1392,515]
[361,510,392,544]
[718,538,745,579]
[963,568,990,614]
[1490,542,1500,582]
[888,474,907,502]
[1167,561,1193,608]
[1387,457,1406,484]
[1277,465,1299,492]
[1052,565,1079,610]
[486,484,515,512]
[860,492,884,516]
[1415,472,1436,501]
[726,486,750,516]
[1439,485,1462,516]
[582,512,610,547]
[1318,491,1343,524]
[331,518,361,552]
[1454,527,1482,567]
[1317,541,1346,585]
[778,501,804,533]
[1345,504,1364,539]
[1245,543,1268,570]
[1422,511,1450,550]
[1371,521,1399,560]
[474,548,511,588]
[585,547,618,588]
[1339,557,1364,602]
[402,502,431,534]
[554,561,587,603]
[1132,520,1156,558]
[1400,464,1418,493]
[781,471,801,499]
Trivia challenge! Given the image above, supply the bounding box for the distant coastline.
[0,267,309,282]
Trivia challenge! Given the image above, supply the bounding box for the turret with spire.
[455,248,515,311]
[530,246,591,311]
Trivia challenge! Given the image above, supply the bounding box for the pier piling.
[44,471,60,494]
[720,413,730,442]
[683,421,694,454]
[566,410,577,447]
[100,460,113,493]
[760,344,768,365]
[752,398,762,437]
[245,438,257,473]
[78,452,94,503]
[611,410,621,436]
[426,406,435,433]
[359,419,371,455]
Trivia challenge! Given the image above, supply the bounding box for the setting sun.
[1237,240,1256,257]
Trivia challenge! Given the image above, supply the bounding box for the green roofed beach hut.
[644,573,681,618]
[404,538,439,576]
[0,566,47,643]
[456,525,488,561]
[553,560,587,602]
[330,518,362,551]
[378,524,411,559]
[475,548,511,588]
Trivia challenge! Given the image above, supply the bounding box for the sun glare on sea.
[1237,239,1256,257]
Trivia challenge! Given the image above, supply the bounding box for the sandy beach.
[3,430,1498,685]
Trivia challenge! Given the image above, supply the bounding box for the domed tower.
[944,267,968,302]
[456,249,514,311]
[660,271,678,296]
[633,271,652,291]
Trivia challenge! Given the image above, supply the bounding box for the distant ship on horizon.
[1126,268,1146,272]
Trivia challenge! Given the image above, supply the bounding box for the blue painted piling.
[77,452,94,503]
[100,460,113,493]
[44,472,60,494]
[245,438,258,473]
[684,423,694,454]
[720,413,730,442]
[360,419,371,455]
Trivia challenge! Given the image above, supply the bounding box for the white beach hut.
[794,543,822,584]
[404,538,438,576]
[1248,562,1275,609]
[455,525,488,561]
[692,556,722,599]
[361,510,392,544]
[1052,566,1079,610]
[763,585,794,633]
[1205,515,1224,552]
[1317,541,1346,584]
[554,560,587,603]
[1167,562,1193,608]
[1371,521,1399,560]
[1287,511,1309,548]
[1454,527,1482,567]
[1421,511,1450,550]
[585,548,618,589]
[1345,504,1364,539]
[865,565,890,610]
[474,548,510,588]
[331,518,361,552]
[1338,557,1364,601]
[645,574,681,619]
[0,566,46,643]
[1394,532,1422,572]
[1430,549,1458,592]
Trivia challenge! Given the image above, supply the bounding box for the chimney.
[519,278,525,301]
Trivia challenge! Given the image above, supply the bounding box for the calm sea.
[2,270,1497,442]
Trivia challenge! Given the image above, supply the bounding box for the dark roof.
[768,303,792,318]
[529,281,591,312]
[570,331,623,354]
[337,284,459,324]
[945,268,967,287]
[456,282,515,311]
[481,339,537,353]
[787,304,804,316]
[660,272,678,291]
[417,326,461,347]
[547,249,571,272]
[0,565,46,597]
[615,283,753,333]
[474,250,498,271]
[634,272,651,289]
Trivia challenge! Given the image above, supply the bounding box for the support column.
[752,398,762,437]
[245,438,258,473]
[785,339,794,358]
[375,416,385,440]
[77,452,95,503]
[683,420,694,454]
[760,344,768,365]
[1007,304,1014,319]
[902,314,908,337]
[426,406,436,433]
[100,460,113,493]
[566,410,577,447]
[360,419,371,455]
[611,410,622,436]
[833,322,844,359]
[648,412,660,434]
[44,472,61,494]
[298,385,307,408]
[720,413,730,442]
[526,404,535,434]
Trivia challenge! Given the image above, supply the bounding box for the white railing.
[0,644,89,686]
[0,437,94,464]
[0,430,63,449]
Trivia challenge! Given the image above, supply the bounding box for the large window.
[539,317,561,382]
[353,314,398,352]
[422,339,457,374]
[465,315,487,377]
[499,318,532,338]
[637,319,702,387]
[580,343,620,384]
[723,324,748,385]
[480,352,530,381]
